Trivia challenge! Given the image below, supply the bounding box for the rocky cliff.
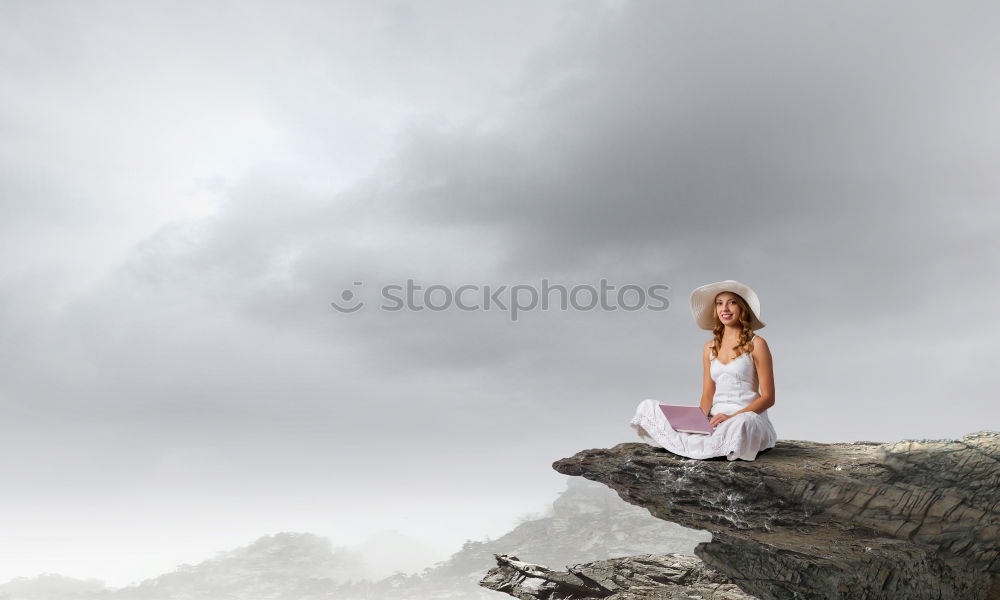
[480,431,999,600]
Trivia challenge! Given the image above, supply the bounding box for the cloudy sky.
[2,0,998,587]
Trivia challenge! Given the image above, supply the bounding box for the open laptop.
[658,404,715,435]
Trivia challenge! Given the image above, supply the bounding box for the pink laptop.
[658,404,715,435]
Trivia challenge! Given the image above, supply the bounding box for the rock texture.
[480,553,754,599]
[537,431,999,600]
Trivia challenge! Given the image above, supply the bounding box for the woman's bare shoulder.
[751,335,770,352]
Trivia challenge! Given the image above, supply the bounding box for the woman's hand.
[709,413,731,427]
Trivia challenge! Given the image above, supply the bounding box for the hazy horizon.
[2,0,998,587]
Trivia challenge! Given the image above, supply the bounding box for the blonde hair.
[710,292,756,359]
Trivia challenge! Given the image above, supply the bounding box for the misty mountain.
[0,533,365,600]
[109,533,368,600]
[0,477,708,599]
[350,530,442,579]
[331,476,710,599]
[0,573,109,600]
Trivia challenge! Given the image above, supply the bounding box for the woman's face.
[715,292,742,326]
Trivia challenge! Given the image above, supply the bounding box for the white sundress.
[629,335,777,461]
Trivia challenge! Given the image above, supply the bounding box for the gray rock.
[480,552,755,599]
[542,431,1000,600]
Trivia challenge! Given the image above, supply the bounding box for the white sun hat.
[690,280,766,331]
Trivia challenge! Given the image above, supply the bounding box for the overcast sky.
[2,0,999,587]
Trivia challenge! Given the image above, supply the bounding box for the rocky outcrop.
[481,553,754,599]
[482,431,999,600]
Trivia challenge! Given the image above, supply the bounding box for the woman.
[630,280,778,461]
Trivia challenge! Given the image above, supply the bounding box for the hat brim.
[689,280,766,331]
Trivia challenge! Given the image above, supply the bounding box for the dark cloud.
[20,0,994,436]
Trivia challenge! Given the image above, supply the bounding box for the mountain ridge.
[0,478,705,599]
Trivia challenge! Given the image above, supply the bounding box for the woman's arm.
[700,342,716,416]
[732,336,776,415]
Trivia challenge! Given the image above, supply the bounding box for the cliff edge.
[480,431,999,600]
